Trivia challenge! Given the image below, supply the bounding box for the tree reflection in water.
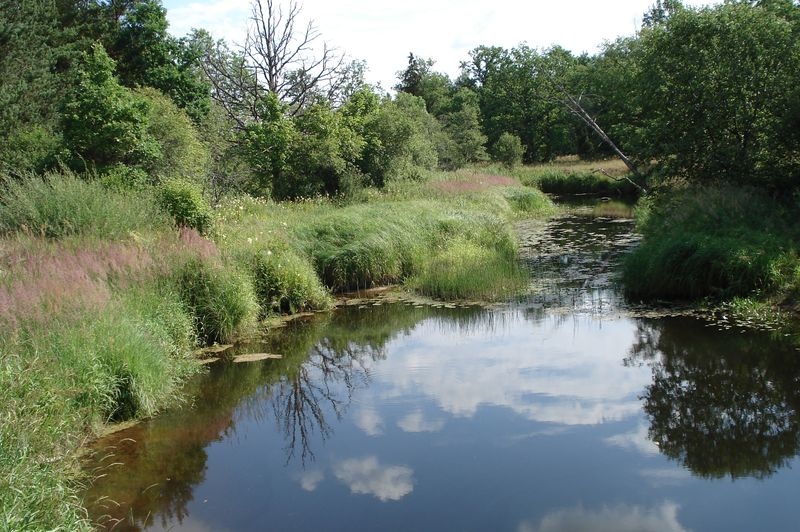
[627,317,800,480]
[83,303,489,530]
[271,337,377,464]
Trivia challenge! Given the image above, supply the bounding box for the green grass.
[0,170,170,238]
[0,211,255,529]
[474,159,641,196]
[174,257,258,344]
[623,185,799,300]
[0,299,200,530]
[409,236,528,300]
[214,190,538,301]
[248,244,332,316]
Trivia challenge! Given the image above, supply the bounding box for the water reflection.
[372,310,648,425]
[519,501,687,532]
[83,304,488,529]
[628,317,800,479]
[82,206,800,531]
[332,456,414,502]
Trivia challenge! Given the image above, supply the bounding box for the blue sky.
[162,0,721,90]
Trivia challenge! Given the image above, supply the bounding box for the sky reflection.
[519,501,688,532]
[332,456,415,502]
[369,310,650,428]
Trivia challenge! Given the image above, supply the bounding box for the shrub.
[491,132,526,168]
[158,178,212,233]
[136,87,210,182]
[0,125,64,176]
[99,164,150,192]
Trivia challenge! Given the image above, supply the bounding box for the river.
[82,200,800,531]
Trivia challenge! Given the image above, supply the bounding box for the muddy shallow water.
[82,203,800,531]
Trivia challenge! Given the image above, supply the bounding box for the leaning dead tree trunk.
[549,81,647,194]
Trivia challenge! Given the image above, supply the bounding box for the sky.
[162,0,721,90]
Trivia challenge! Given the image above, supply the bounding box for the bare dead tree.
[245,0,344,113]
[199,0,347,127]
[540,65,646,193]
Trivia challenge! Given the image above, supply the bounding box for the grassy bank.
[623,184,800,305]
[0,169,553,529]
[477,158,642,197]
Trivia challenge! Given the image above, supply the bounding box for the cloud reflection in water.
[377,313,650,427]
[333,456,414,502]
[519,501,687,532]
[397,410,445,433]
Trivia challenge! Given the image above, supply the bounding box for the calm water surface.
[83,207,800,531]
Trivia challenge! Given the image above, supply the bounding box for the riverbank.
[0,167,555,530]
[622,184,800,326]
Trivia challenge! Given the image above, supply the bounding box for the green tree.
[438,88,488,168]
[61,43,160,171]
[136,87,209,181]
[237,92,297,197]
[491,132,525,168]
[357,93,439,186]
[395,53,454,117]
[634,1,800,188]
[108,0,210,122]
[461,44,579,162]
[0,0,88,174]
[579,37,643,159]
[278,101,364,199]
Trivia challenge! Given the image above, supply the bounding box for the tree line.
[1,0,798,199]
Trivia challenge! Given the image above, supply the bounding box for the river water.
[82,202,800,531]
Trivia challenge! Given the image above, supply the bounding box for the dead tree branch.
[245,0,344,114]
[558,89,644,181]
[592,167,648,195]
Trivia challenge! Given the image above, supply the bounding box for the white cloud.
[333,456,414,502]
[354,407,384,437]
[164,0,722,90]
[519,501,688,532]
[397,410,445,433]
[297,470,325,491]
[605,424,660,456]
[638,468,691,488]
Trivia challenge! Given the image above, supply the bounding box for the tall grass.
[214,192,535,301]
[623,185,799,300]
[295,202,430,291]
[0,179,256,529]
[409,236,528,300]
[474,159,640,196]
[175,257,258,343]
[0,170,170,238]
[248,244,332,316]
